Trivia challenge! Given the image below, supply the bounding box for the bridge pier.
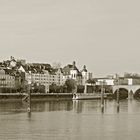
[112,85,140,100]
[84,84,87,93]
[128,90,133,100]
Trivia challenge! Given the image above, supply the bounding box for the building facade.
[63,61,92,86]
[96,78,114,86]
[19,65,64,93]
[0,57,93,93]
[63,61,83,85]
[0,69,15,89]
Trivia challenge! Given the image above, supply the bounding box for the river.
[0,99,140,140]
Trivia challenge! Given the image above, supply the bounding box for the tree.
[30,83,46,93]
[77,85,84,93]
[65,79,76,93]
[39,85,45,93]
[124,72,140,78]
[33,83,39,93]
[86,79,96,85]
[49,83,58,93]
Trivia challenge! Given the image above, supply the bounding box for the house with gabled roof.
[62,61,83,85]
[63,61,93,86]
[17,62,64,93]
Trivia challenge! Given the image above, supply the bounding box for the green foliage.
[0,88,16,93]
[124,72,140,78]
[49,83,58,93]
[31,83,45,93]
[94,85,113,93]
[77,85,84,93]
[49,83,64,93]
[39,85,45,93]
[86,79,96,84]
[65,79,76,93]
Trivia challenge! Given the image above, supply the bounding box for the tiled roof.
[63,64,80,75]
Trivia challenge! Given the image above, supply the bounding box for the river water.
[0,99,140,140]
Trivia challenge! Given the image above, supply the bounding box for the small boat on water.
[72,93,107,100]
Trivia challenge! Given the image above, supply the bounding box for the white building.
[96,78,114,86]
[63,62,93,86]
[63,61,82,85]
[18,65,64,93]
[0,69,15,88]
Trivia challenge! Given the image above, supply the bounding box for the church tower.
[70,61,78,80]
[81,65,88,85]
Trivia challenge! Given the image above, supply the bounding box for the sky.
[0,0,140,77]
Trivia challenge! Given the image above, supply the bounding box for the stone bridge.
[112,85,140,98]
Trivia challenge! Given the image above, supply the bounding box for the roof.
[63,63,80,76]
[81,65,87,72]
[77,72,82,76]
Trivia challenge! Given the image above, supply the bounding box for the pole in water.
[101,82,104,108]
[27,84,31,112]
[117,105,120,113]
[101,105,104,113]
[116,74,120,107]
[27,107,31,112]
[117,88,119,107]
[101,92,104,107]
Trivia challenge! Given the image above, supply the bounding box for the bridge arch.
[112,85,140,99]
[134,88,140,99]
[113,88,128,99]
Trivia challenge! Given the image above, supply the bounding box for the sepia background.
[0,0,140,77]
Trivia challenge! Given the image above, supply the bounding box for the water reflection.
[0,100,74,114]
[72,99,140,114]
[45,101,72,112]
[0,99,140,140]
[27,112,32,120]
[0,100,130,114]
[0,101,25,113]
[0,99,140,115]
[72,100,103,114]
[0,100,140,114]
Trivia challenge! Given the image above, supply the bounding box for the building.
[63,61,82,85]
[95,78,114,86]
[114,77,140,85]
[0,68,15,90]
[81,65,93,85]
[0,57,93,93]
[63,61,93,86]
[18,64,64,93]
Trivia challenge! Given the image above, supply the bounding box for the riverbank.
[0,93,73,101]
[0,93,115,102]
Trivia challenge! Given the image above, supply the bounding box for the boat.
[72,93,107,100]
